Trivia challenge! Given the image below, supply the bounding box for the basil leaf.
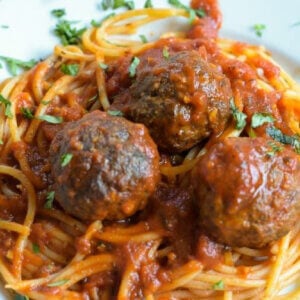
[107,110,124,116]
[60,63,79,76]
[61,153,73,167]
[128,57,140,78]
[144,0,153,8]
[54,20,86,46]
[212,280,224,290]
[0,56,37,76]
[230,98,247,130]
[51,9,66,18]
[163,47,170,59]
[0,94,13,119]
[266,126,300,154]
[44,191,55,209]
[21,107,34,119]
[252,24,266,37]
[32,243,40,254]
[251,112,274,128]
[37,115,63,124]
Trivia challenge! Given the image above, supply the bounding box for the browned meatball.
[111,50,232,153]
[50,110,160,221]
[192,137,300,248]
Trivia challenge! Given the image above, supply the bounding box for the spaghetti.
[0,1,299,299]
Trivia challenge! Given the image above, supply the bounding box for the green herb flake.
[51,9,66,18]
[0,139,3,145]
[266,141,283,157]
[163,47,170,59]
[37,115,63,124]
[125,0,135,10]
[251,112,274,128]
[101,0,113,10]
[168,0,205,23]
[252,23,266,37]
[144,0,153,8]
[99,62,108,70]
[212,280,224,290]
[47,279,69,287]
[41,100,51,105]
[139,34,148,43]
[91,19,101,27]
[195,8,206,18]
[21,107,34,119]
[14,294,29,300]
[0,94,13,119]
[32,243,40,254]
[44,191,55,209]
[92,13,116,28]
[54,20,86,46]
[0,56,37,76]
[61,153,73,167]
[128,56,140,78]
[266,126,300,154]
[107,110,124,116]
[60,63,79,76]
[230,98,247,130]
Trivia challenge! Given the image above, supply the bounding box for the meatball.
[192,137,300,248]
[111,50,232,153]
[50,110,160,221]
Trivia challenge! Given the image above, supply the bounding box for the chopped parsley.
[139,34,148,43]
[41,100,51,105]
[101,0,113,10]
[252,24,266,37]
[0,94,13,119]
[251,112,274,128]
[266,126,300,154]
[61,153,73,167]
[54,20,86,46]
[44,191,55,209]
[107,110,124,116]
[144,0,153,8]
[0,139,3,145]
[163,47,170,59]
[212,280,224,290]
[99,62,108,70]
[32,243,40,254]
[128,56,140,78]
[47,279,69,287]
[14,294,29,300]
[21,107,34,119]
[168,0,206,23]
[266,141,283,157]
[230,98,247,130]
[101,0,135,10]
[51,9,66,18]
[0,56,37,76]
[37,115,63,124]
[91,19,102,27]
[91,13,116,28]
[60,63,79,76]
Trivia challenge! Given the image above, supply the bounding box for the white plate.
[0,0,299,298]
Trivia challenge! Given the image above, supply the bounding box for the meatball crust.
[192,137,300,248]
[50,110,160,221]
[112,50,232,153]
